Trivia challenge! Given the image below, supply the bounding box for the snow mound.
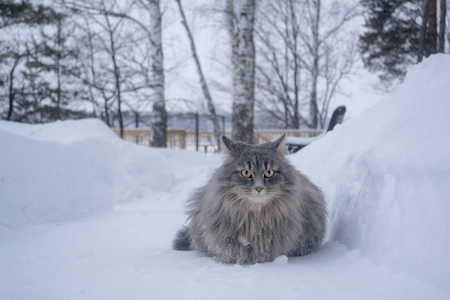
[0,119,219,229]
[290,54,450,291]
[0,118,117,144]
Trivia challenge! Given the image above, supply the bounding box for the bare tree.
[317,42,354,128]
[255,0,356,130]
[175,0,222,149]
[71,0,128,136]
[300,0,357,128]
[255,0,303,129]
[111,0,168,146]
[226,0,256,143]
[73,15,116,126]
[102,5,125,137]
[63,0,167,145]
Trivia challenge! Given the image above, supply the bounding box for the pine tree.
[21,14,83,122]
[0,1,65,121]
[18,50,54,122]
[359,0,422,82]
[0,0,58,28]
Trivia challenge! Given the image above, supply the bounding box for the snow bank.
[0,119,219,229]
[290,54,450,291]
[0,120,116,228]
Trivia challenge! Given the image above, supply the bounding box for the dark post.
[195,112,199,152]
[218,115,225,152]
[135,111,139,128]
[327,106,346,132]
[222,115,226,133]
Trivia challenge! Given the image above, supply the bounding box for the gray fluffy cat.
[173,135,326,264]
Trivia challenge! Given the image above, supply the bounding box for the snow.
[0,119,116,228]
[285,135,320,146]
[1,55,450,299]
[290,54,450,292]
[0,119,220,228]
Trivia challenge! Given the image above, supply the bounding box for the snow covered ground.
[1,55,450,299]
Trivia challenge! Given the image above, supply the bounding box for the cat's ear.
[273,134,287,155]
[221,135,235,154]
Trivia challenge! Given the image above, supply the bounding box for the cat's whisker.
[224,194,246,208]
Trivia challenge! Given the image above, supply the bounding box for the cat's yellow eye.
[264,169,275,178]
[241,169,252,178]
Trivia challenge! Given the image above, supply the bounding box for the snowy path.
[1,191,447,300]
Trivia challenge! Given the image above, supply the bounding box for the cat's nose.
[254,187,264,193]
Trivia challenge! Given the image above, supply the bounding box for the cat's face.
[219,135,289,204]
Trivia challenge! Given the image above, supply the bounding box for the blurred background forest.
[0,0,448,147]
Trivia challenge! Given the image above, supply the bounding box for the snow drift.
[0,120,116,228]
[0,119,218,229]
[290,54,450,291]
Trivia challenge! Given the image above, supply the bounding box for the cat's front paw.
[219,237,255,264]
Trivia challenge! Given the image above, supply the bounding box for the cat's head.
[218,135,290,204]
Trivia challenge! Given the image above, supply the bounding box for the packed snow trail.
[0,194,447,300]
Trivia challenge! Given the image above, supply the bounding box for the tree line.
[0,0,448,146]
[360,0,448,82]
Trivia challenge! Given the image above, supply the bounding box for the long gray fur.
[173,135,327,264]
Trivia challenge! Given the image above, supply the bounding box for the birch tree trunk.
[227,0,256,143]
[291,0,301,130]
[149,0,167,147]
[175,0,222,151]
[226,0,239,94]
[309,0,321,129]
